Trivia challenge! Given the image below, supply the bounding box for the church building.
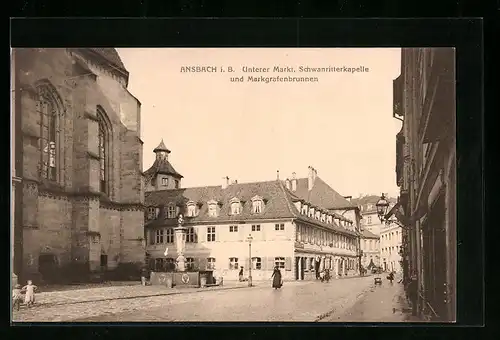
[144,141,362,281]
[12,48,145,284]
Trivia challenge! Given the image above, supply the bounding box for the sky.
[117,48,402,198]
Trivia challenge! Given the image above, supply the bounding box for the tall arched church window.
[37,82,62,181]
[97,106,111,194]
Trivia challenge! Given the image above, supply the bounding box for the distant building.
[144,146,361,281]
[380,222,402,272]
[360,229,380,269]
[12,48,145,284]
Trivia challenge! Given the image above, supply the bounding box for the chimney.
[276,170,280,180]
[308,166,314,191]
[285,178,291,190]
[222,176,229,189]
[291,172,297,191]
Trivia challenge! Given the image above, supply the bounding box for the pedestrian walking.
[238,267,244,282]
[271,266,283,290]
[12,284,23,311]
[22,280,38,308]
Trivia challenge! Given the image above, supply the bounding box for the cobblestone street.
[12,275,418,323]
[321,274,420,322]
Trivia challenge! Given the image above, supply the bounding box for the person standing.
[22,280,37,308]
[271,266,282,290]
[238,267,244,282]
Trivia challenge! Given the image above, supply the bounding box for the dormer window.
[251,195,264,214]
[161,178,168,186]
[230,197,241,215]
[327,215,333,224]
[207,200,218,217]
[147,207,159,220]
[301,204,308,215]
[308,207,314,218]
[167,205,176,219]
[320,213,326,223]
[294,201,302,212]
[315,211,321,220]
[186,201,197,217]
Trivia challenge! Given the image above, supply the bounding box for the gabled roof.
[361,229,380,239]
[291,177,355,210]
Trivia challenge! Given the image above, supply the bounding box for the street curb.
[29,285,253,309]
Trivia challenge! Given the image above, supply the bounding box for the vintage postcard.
[11,47,456,323]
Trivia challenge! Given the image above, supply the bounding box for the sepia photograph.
[11,47,456,323]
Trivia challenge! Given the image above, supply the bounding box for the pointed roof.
[153,139,171,153]
[291,177,355,210]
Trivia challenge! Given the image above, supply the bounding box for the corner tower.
[144,139,183,191]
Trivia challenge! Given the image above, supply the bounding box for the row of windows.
[150,224,286,244]
[381,246,401,255]
[381,230,401,242]
[294,201,354,230]
[150,257,288,271]
[146,196,266,220]
[363,239,380,251]
[158,177,180,189]
[300,257,357,271]
[35,82,112,195]
[296,224,357,250]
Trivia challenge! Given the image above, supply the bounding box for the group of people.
[12,280,38,311]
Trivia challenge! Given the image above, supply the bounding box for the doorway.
[38,254,58,283]
[100,254,108,271]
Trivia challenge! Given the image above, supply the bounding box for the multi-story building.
[391,48,456,321]
[11,48,145,284]
[354,195,399,272]
[380,222,402,273]
[144,145,361,281]
[360,229,380,270]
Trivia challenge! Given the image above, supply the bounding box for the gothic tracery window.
[37,82,61,181]
[97,106,110,194]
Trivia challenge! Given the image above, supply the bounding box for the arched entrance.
[38,253,58,283]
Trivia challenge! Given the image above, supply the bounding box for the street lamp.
[247,234,253,287]
[376,193,390,223]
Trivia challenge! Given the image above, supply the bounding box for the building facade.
[392,48,456,321]
[144,147,361,281]
[360,229,380,270]
[380,222,402,273]
[12,48,145,284]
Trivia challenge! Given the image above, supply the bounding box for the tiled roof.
[89,48,128,73]
[292,177,355,210]
[145,179,358,237]
[361,229,379,239]
[145,180,296,225]
[144,158,183,182]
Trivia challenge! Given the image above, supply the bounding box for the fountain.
[149,213,213,288]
